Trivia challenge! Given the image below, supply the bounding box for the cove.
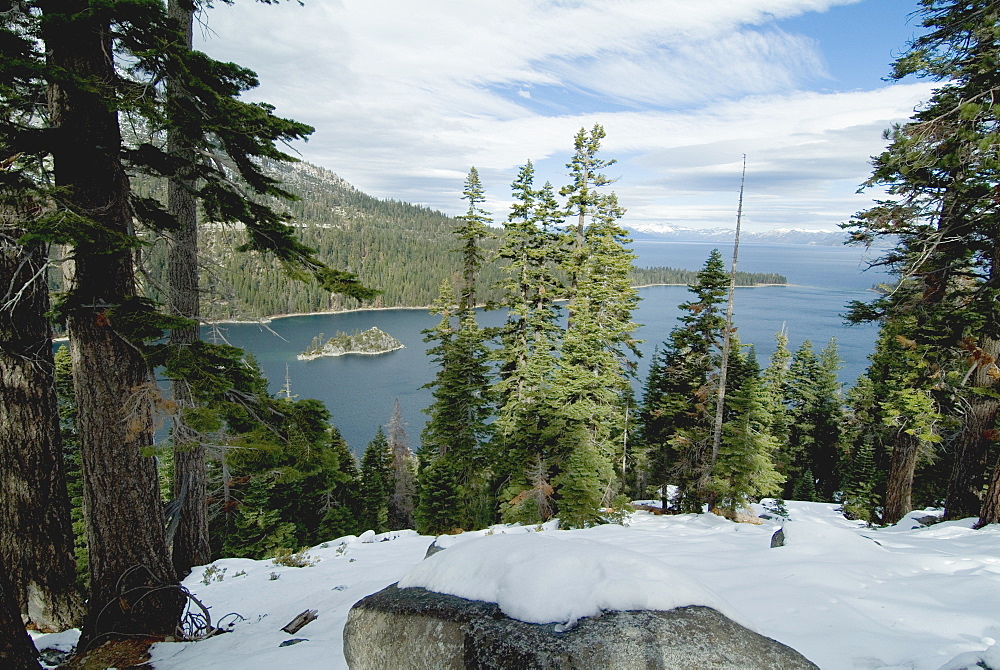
[208,241,890,454]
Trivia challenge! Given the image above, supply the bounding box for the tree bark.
[976,454,1000,528]
[0,557,41,670]
[166,0,210,580]
[0,205,84,632]
[945,336,1000,520]
[882,429,920,525]
[42,0,182,647]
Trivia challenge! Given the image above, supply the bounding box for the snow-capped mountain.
[625,225,858,246]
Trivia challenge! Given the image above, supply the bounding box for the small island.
[297,327,405,360]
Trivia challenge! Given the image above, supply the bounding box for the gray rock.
[423,539,446,559]
[770,527,785,548]
[343,584,817,669]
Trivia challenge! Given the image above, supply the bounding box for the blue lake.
[205,240,892,454]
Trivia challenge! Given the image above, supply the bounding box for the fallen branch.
[281,610,318,635]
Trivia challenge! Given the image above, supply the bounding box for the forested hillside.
[137,161,785,320]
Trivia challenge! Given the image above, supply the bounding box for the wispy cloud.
[197,0,926,230]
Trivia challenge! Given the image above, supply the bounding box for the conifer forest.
[2,1,1000,668]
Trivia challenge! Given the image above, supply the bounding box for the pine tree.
[842,314,947,524]
[319,429,363,539]
[165,0,207,581]
[359,428,391,534]
[639,250,728,511]
[387,399,417,530]
[561,124,616,326]
[454,167,494,314]
[415,459,463,535]
[40,0,185,641]
[840,375,881,521]
[217,397,353,557]
[761,328,793,492]
[493,162,565,522]
[710,354,784,517]
[418,172,495,530]
[815,338,845,500]
[844,0,1000,525]
[782,339,844,501]
[3,0,378,643]
[547,127,639,526]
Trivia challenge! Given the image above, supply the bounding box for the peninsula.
[297,327,405,360]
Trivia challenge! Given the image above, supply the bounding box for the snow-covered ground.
[32,501,1000,669]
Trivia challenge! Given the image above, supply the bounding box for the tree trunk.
[0,205,84,632]
[976,454,1000,528]
[0,557,41,670]
[945,336,1000,520]
[42,0,182,647]
[882,429,919,525]
[166,0,210,580]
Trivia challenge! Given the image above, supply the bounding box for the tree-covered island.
[298,327,405,360]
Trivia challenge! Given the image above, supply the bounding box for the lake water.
[205,240,892,454]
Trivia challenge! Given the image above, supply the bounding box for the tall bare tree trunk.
[0,202,84,631]
[42,0,182,647]
[945,336,1000,520]
[706,156,745,506]
[166,0,210,580]
[882,430,919,525]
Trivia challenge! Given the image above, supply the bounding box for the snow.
[398,532,738,627]
[30,501,1000,670]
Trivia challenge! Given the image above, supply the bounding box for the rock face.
[344,584,818,669]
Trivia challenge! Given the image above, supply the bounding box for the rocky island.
[297,327,404,360]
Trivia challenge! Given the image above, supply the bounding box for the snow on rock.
[939,641,1000,670]
[773,519,888,555]
[397,532,738,627]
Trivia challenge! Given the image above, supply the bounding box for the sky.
[194,0,936,232]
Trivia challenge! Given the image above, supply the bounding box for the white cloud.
[194,0,926,231]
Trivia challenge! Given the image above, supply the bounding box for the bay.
[208,241,892,454]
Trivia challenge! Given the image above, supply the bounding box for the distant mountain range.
[624,225,888,247]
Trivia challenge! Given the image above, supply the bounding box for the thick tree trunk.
[166,0,210,580]
[945,336,1000,520]
[882,429,919,525]
[0,234,85,632]
[0,207,84,632]
[0,557,41,670]
[42,0,182,647]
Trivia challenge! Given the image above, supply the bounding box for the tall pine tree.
[845,0,1000,526]
[639,250,728,511]
[359,428,391,534]
[418,170,495,531]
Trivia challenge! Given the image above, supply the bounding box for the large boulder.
[344,583,818,669]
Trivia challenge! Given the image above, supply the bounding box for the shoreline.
[206,304,435,326]
[632,282,791,289]
[296,344,406,361]
[206,283,791,326]
[54,284,793,338]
